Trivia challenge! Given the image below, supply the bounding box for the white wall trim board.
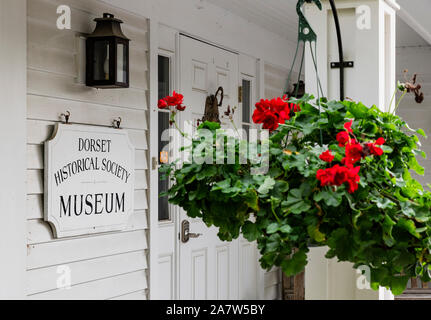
[0,0,27,299]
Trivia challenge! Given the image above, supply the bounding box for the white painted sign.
[44,124,135,238]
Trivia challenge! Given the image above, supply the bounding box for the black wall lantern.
[86,13,130,89]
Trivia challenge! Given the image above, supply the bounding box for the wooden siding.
[26,0,149,299]
[396,46,431,187]
[264,60,303,100]
[264,63,288,99]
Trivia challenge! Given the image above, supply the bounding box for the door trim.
[148,17,159,301]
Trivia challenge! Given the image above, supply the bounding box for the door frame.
[149,22,266,300]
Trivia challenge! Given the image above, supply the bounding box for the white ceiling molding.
[397,0,431,46]
[206,0,299,42]
[397,7,431,46]
[384,0,401,11]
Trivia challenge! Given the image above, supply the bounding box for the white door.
[178,35,261,300]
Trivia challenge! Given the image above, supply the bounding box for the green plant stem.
[271,206,281,223]
[173,120,193,141]
[229,117,242,140]
[392,90,408,116]
[371,181,420,207]
[279,123,300,130]
[388,88,397,113]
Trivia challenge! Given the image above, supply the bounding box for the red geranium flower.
[366,143,384,156]
[176,105,186,111]
[316,168,335,187]
[344,142,363,165]
[365,137,385,156]
[331,165,349,186]
[252,97,300,132]
[158,99,168,109]
[344,120,353,133]
[375,137,385,145]
[336,131,350,147]
[316,164,361,193]
[164,91,184,106]
[271,97,293,122]
[346,166,361,194]
[291,103,301,113]
[319,150,334,163]
[259,112,280,131]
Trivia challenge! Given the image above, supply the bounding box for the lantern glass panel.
[93,40,110,81]
[116,43,127,83]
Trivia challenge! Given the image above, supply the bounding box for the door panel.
[191,248,208,299]
[179,36,246,300]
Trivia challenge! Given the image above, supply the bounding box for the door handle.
[181,220,202,243]
[187,231,202,239]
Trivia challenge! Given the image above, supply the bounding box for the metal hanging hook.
[285,0,323,98]
[60,111,71,124]
[215,86,224,107]
[287,0,349,101]
[112,117,122,129]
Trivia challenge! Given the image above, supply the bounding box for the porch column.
[303,0,399,300]
[0,0,27,298]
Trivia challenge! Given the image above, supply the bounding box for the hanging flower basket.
[160,87,431,295]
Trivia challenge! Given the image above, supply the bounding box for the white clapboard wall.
[265,63,288,100]
[26,0,149,300]
[396,46,431,187]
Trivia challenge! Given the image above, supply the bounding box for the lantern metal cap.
[88,12,130,40]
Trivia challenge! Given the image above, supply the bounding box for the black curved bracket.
[328,0,353,101]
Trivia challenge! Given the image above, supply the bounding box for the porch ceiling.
[397,0,431,46]
[206,0,299,42]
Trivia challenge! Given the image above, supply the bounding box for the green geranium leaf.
[373,197,395,209]
[198,121,221,131]
[212,179,231,191]
[390,276,410,296]
[285,189,311,214]
[381,145,393,154]
[244,189,259,211]
[267,222,279,234]
[242,222,260,242]
[397,218,421,239]
[417,128,427,138]
[409,156,425,175]
[307,225,326,242]
[281,249,308,276]
[279,224,292,234]
[196,165,217,180]
[314,190,342,207]
[257,177,276,195]
[382,215,396,247]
